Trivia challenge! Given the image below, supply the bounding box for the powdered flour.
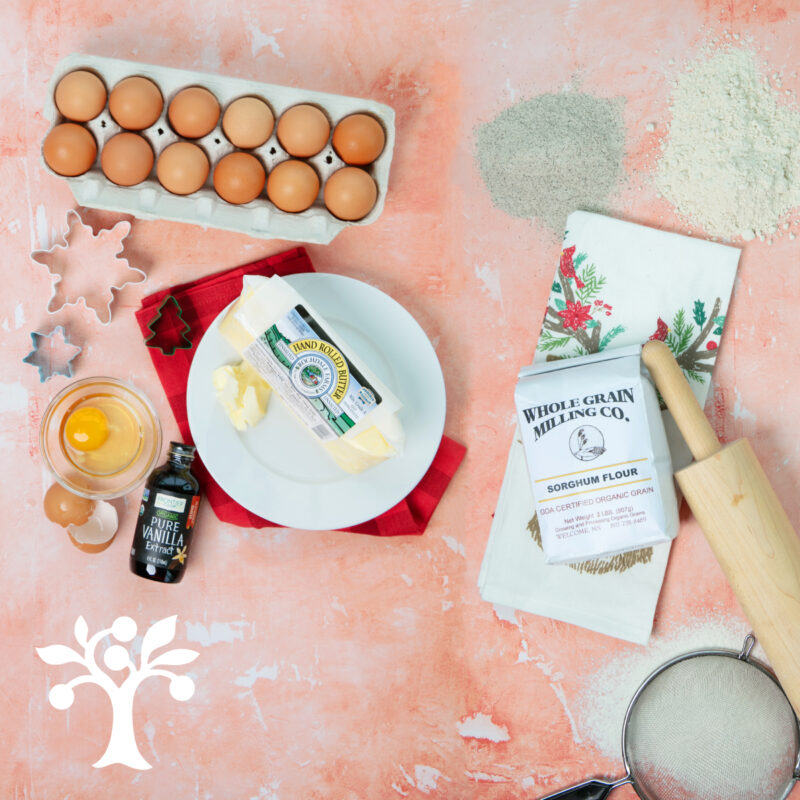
[475,92,625,234]
[656,46,800,241]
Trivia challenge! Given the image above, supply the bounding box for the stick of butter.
[218,275,404,473]
[212,360,272,431]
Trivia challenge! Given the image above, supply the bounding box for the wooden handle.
[642,340,721,461]
[677,440,800,716]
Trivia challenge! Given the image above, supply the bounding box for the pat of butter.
[218,275,404,473]
[212,360,272,431]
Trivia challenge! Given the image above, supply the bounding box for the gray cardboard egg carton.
[42,54,395,245]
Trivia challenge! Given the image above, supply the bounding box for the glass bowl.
[40,376,162,499]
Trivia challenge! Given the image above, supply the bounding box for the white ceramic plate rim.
[186,273,446,530]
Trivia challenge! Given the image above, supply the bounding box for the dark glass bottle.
[130,442,201,584]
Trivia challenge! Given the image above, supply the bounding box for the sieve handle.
[537,779,617,800]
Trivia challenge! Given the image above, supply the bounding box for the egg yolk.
[65,407,110,451]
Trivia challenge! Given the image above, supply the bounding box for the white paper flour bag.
[515,344,678,564]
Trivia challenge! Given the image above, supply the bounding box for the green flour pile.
[475,92,625,234]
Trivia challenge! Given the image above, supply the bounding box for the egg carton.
[42,54,396,245]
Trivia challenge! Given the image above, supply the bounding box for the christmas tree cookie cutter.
[22,325,82,382]
[144,295,193,356]
[31,209,146,326]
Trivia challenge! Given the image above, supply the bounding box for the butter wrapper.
[220,275,404,474]
[515,345,678,564]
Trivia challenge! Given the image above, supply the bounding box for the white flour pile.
[656,46,800,241]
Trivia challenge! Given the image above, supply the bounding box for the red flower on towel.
[558,300,593,330]
[559,245,585,289]
[649,317,669,341]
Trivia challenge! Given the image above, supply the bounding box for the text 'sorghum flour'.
[515,346,678,564]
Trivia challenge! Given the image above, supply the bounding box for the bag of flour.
[515,344,679,564]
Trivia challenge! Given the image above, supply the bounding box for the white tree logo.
[36,614,199,770]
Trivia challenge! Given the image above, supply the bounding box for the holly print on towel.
[538,244,625,357]
[537,243,725,387]
[653,300,725,384]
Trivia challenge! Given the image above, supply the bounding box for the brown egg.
[213,152,266,204]
[332,114,385,165]
[109,76,163,130]
[43,482,94,527]
[157,142,210,195]
[54,70,107,122]
[101,132,154,186]
[169,87,221,138]
[267,160,320,213]
[277,104,330,157]
[222,97,274,149]
[324,167,378,220]
[42,123,97,176]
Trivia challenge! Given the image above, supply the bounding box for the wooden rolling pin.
[642,340,800,714]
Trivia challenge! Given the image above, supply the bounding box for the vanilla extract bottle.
[130,442,201,584]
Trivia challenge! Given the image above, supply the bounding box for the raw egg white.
[55,70,107,122]
[332,114,385,165]
[267,160,320,213]
[277,104,330,157]
[101,132,154,186]
[222,97,274,149]
[169,86,220,139]
[213,152,266,204]
[109,76,163,130]
[157,142,210,195]
[324,166,378,221]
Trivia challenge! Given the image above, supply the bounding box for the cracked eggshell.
[67,500,118,553]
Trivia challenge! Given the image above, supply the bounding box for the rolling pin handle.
[641,340,721,462]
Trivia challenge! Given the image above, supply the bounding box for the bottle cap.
[168,441,196,460]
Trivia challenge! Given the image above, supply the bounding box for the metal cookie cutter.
[22,325,82,382]
[31,209,146,326]
[144,295,193,356]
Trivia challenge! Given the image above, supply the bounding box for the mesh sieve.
[623,646,799,800]
[539,638,800,800]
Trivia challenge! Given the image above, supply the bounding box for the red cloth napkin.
[135,247,465,535]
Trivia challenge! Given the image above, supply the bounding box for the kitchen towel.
[478,211,740,643]
[135,247,465,536]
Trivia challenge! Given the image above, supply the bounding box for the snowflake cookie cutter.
[144,295,193,356]
[31,209,146,326]
[22,325,82,382]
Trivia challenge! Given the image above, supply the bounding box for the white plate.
[186,273,446,530]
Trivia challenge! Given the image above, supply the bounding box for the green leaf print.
[576,263,606,304]
[693,300,706,327]
[598,324,625,351]
[666,308,694,355]
[538,331,572,351]
[554,298,567,311]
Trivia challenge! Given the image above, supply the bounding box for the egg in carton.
[41,54,395,245]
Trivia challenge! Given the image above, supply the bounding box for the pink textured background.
[3,0,800,797]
